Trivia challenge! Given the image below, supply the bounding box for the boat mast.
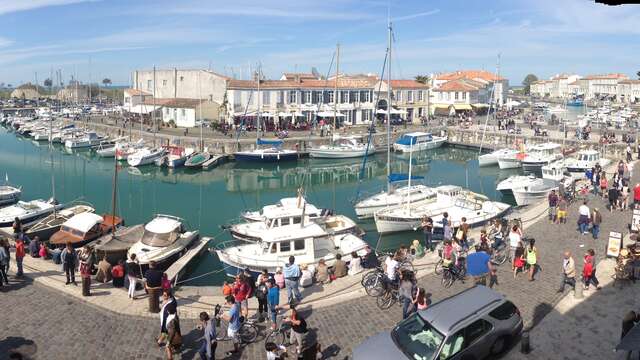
[479,53,500,154]
[198,71,203,151]
[333,43,340,145]
[406,141,413,212]
[110,155,118,239]
[386,22,392,194]
[153,65,157,145]
[257,64,261,141]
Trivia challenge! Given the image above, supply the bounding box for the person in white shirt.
[578,201,590,235]
[509,225,523,270]
[384,251,400,283]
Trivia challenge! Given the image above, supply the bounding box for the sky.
[0,0,639,87]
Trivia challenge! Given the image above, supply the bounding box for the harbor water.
[0,127,520,285]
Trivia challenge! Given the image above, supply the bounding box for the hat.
[275,266,282,273]
[412,239,420,246]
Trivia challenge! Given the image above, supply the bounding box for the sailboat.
[309,44,375,159]
[185,71,213,169]
[234,65,299,163]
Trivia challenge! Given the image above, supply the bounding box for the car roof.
[417,286,505,333]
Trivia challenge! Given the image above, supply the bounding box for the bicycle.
[376,283,402,310]
[441,258,466,288]
[490,243,508,266]
[213,304,259,344]
[361,266,386,297]
[377,251,415,274]
[264,312,292,349]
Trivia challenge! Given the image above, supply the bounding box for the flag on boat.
[388,173,425,182]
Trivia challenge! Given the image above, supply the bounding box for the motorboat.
[90,224,145,263]
[0,198,65,228]
[564,149,610,174]
[24,204,95,241]
[354,175,436,219]
[496,174,537,196]
[521,143,563,173]
[49,212,123,248]
[392,132,446,153]
[546,105,567,114]
[309,136,375,159]
[230,212,358,243]
[215,226,368,277]
[202,154,227,170]
[374,185,463,234]
[127,215,199,267]
[478,148,519,167]
[114,139,145,161]
[497,152,526,170]
[127,147,166,167]
[185,152,212,168]
[512,178,559,206]
[64,132,107,149]
[234,140,299,163]
[240,196,327,222]
[429,193,511,229]
[155,146,195,168]
[0,185,21,207]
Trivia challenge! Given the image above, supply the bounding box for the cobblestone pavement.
[3,166,637,360]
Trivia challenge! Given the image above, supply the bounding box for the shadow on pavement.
[0,336,37,360]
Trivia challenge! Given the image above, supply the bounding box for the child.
[161,273,172,292]
[413,287,428,310]
[222,281,232,296]
[513,246,526,278]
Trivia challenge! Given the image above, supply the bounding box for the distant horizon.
[1,0,639,86]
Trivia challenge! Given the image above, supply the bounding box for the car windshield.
[392,314,444,360]
[140,229,177,247]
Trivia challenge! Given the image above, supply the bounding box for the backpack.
[255,283,267,300]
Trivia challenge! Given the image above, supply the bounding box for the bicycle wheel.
[434,259,443,275]
[239,324,258,343]
[399,260,415,273]
[441,271,454,288]
[493,250,507,265]
[376,290,396,310]
[363,274,385,297]
[265,330,287,348]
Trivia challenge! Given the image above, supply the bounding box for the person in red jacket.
[232,273,251,319]
[15,237,25,277]
[633,183,640,209]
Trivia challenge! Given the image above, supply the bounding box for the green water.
[0,127,518,285]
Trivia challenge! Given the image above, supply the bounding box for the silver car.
[352,286,523,360]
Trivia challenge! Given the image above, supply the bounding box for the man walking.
[466,245,493,286]
[14,236,24,277]
[591,208,602,239]
[61,242,78,286]
[578,201,590,235]
[548,190,559,223]
[197,312,217,360]
[283,256,303,304]
[558,251,576,293]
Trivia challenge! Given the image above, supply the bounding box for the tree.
[44,78,53,87]
[637,71,640,80]
[522,74,538,95]
[102,78,112,87]
[414,75,430,85]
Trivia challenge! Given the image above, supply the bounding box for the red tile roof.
[435,70,504,81]
[281,73,318,80]
[583,73,628,80]
[388,80,428,89]
[618,80,640,84]
[228,77,377,90]
[125,88,151,96]
[433,79,483,92]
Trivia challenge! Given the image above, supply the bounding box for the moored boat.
[49,212,123,248]
[392,132,446,153]
[0,198,64,228]
[24,204,95,241]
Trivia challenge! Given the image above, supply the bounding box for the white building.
[158,98,221,128]
[430,78,490,115]
[432,70,508,106]
[131,69,228,104]
[373,80,430,123]
[582,73,628,100]
[616,80,640,104]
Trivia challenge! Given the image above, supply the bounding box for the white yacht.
[542,160,567,182]
[309,136,375,159]
[241,196,327,222]
[512,178,559,206]
[0,199,64,228]
[429,194,511,230]
[564,149,610,174]
[127,147,166,167]
[496,175,537,196]
[354,183,435,219]
[229,213,358,242]
[64,132,107,149]
[115,139,145,160]
[521,143,563,173]
[478,148,519,167]
[127,215,199,267]
[216,225,368,277]
[392,132,446,153]
[0,185,21,206]
[497,152,526,169]
[546,105,567,114]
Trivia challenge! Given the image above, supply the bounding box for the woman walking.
[399,270,416,319]
[583,249,601,290]
[165,306,182,360]
[126,253,141,299]
[526,239,538,281]
[78,246,92,296]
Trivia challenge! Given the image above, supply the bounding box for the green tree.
[102,78,112,87]
[414,75,430,84]
[637,71,640,80]
[522,74,538,95]
[43,78,53,87]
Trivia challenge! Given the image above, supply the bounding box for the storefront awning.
[471,103,490,108]
[453,104,473,111]
[375,108,407,115]
[125,104,161,114]
[317,111,345,117]
[431,104,451,109]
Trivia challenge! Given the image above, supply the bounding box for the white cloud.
[393,9,440,22]
[0,0,97,15]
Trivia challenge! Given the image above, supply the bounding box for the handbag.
[455,229,464,240]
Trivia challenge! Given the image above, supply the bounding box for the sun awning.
[453,104,473,110]
[260,112,275,118]
[316,111,345,117]
[471,103,490,108]
[375,108,407,115]
[125,104,161,114]
[278,112,293,117]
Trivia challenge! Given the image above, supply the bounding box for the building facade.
[132,69,228,104]
[430,79,490,115]
[159,98,220,128]
[432,70,508,106]
[373,80,429,122]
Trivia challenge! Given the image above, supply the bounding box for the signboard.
[631,209,640,232]
[607,231,623,258]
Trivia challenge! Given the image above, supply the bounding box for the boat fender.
[277,154,280,160]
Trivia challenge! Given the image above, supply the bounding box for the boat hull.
[234,152,299,162]
[498,158,521,169]
[392,137,446,153]
[308,148,374,159]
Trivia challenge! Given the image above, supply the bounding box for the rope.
[175,268,226,285]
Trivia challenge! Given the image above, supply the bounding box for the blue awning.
[257,138,283,146]
[388,173,424,182]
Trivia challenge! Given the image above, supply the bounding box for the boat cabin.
[140,216,184,248]
[396,132,433,145]
[576,150,600,163]
[50,213,123,246]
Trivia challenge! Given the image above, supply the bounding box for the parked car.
[352,286,523,360]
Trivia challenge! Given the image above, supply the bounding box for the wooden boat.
[185,152,211,168]
[25,204,95,241]
[49,213,123,248]
[89,224,144,263]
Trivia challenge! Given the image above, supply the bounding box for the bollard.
[520,330,531,354]
[573,282,583,299]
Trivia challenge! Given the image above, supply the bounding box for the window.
[417,90,424,101]
[360,90,370,103]
[454,92,459,100]
[407,91,414,102]
[340,90,349,103]
[353,91,360,103]
[147,80,152,90]
[262,91,270,105]
[287,91,298,104]
[279,241,291,252]
[270,244,277,253]
[292,216,302,224]
[391,314,444,360]
[248,90,255,105]
[277,91,284,104]
[363,110,370,122]
[181,109,185,116]
[313,91,323,104]
[464,319,492,346]
[280,217,290,226]
[418,107,423,117]
[165,108,169,115]
[440,329,464,359]
[489,301,518,320]
[162,80,167,86]
[304,91,312,104]
[327,91,334,103]
[180,76,184,82]
[294,240,305,250]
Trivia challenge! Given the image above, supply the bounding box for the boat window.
[280,241,291,252]
[292,217,302,224]
[269,243,276,253]
[141,230,178,247]
[281,217,290,226]
[294,240,305,251]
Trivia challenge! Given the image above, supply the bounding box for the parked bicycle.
[264,312,292,349]
[361,266,386,297]
[441,257,467,288]
[213,304,259,344]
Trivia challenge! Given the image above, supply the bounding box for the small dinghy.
[185,152,212,168]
